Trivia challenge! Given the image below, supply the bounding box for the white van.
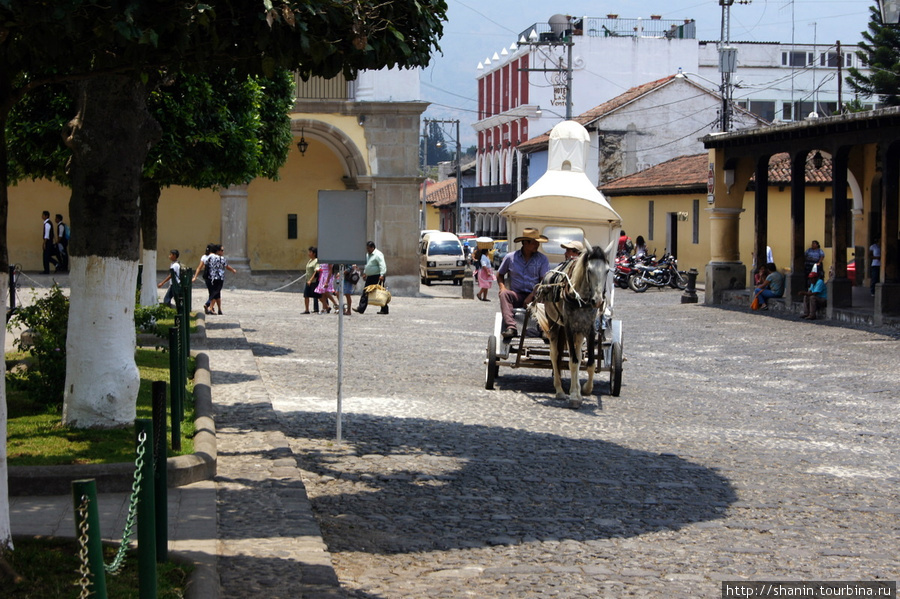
[419,231,466,285]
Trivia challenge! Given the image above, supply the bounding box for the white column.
[220,184,251,271]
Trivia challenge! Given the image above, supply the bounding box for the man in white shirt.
[41,210,59,274]
[158,249,182,307]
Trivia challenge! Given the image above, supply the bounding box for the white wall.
[520,36,699,131]
[355,67,421,102]
[697,41,872,121]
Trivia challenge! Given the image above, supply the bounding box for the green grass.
[146,312,200,336]
[3,537,193,598]
[6,348,196,467]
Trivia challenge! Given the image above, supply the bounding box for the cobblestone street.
[212,284,900,598]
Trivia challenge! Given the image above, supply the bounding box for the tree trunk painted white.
[62,74,158,428]
[0,276,12,551]
[62,256,140,427]
[140,248,158,307]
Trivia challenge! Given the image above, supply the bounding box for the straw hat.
[514,228,549,243]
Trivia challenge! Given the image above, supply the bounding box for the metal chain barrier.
[76,494,93,599]
[104,430,148,575]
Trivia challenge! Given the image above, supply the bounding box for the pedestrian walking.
[193,244,236,315]
[353,240,389,315]
[475,248,495,301]
[314,262,339,314]
[157,249,182,308]
[303,246,321,314]
[193,244,216,314]
[55,214,70,272]
[342,265,360,315]
[40,210,59,274]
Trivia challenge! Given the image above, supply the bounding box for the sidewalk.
[9,298,343,598]
[9,483,218,596]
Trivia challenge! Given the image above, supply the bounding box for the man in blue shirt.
[496,228,550,339]
[799,270,827,320]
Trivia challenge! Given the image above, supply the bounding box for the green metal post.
[168,327,182,449]
[180,293,190,357]
[151,381,168,562]
[72,479,108,599]
[182,267,192,355]
[173,312,186,421]
[135,420,157,599]
[182,267,193,314]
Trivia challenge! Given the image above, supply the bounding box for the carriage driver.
[496,228,551,340]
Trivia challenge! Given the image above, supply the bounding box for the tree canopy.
[6,68,295,194]
[847,4,900,106]
[0,0,450,266]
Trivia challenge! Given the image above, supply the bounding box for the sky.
[420,0,874,147]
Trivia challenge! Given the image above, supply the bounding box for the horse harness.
[534,260,596,310]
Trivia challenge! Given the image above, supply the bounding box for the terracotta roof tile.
[423,178,458,206]
[600,152,833,194]
[600,154,708,192]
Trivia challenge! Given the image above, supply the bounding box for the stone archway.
[289,118,369,188]
[219,118,369,272]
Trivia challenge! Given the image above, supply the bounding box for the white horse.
[531,240,615,408]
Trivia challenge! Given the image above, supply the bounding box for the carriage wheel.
[609,341,623,397]
[485,335,499,390]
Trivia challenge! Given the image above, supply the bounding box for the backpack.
[60,223,70,241]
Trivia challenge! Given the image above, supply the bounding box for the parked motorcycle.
[665,255,688,290]
[628,252,687,292]
[614,253,639,289]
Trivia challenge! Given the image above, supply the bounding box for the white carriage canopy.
[501,121,621,248]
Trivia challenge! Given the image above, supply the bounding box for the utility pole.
[837,40,843,114]
[517,26,574,121]
[420,119,429,231]
[427,118,462,233]
[719,0,736,132]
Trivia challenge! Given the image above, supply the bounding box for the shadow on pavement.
[277,412,737,554]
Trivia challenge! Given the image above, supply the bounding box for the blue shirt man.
[497,228,550,338]
[800,271,827,320]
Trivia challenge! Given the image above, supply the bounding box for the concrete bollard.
[462,265,475,299]
[681,268,699,304]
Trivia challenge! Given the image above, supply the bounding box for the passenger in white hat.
[561,240,585,261]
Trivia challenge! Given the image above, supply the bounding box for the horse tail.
[530,302,550,333]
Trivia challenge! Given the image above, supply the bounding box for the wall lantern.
[297,128,309,156]
[878,0,900,24]
[812,151,824,169]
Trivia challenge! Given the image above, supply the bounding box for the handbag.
[750,294,760,310]
[365,284,391,307]
[345,270,360,284]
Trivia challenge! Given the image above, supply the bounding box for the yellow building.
[600,153,844,285]
[9,72,427,293]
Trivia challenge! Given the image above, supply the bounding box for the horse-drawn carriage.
[483,122,624,408]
